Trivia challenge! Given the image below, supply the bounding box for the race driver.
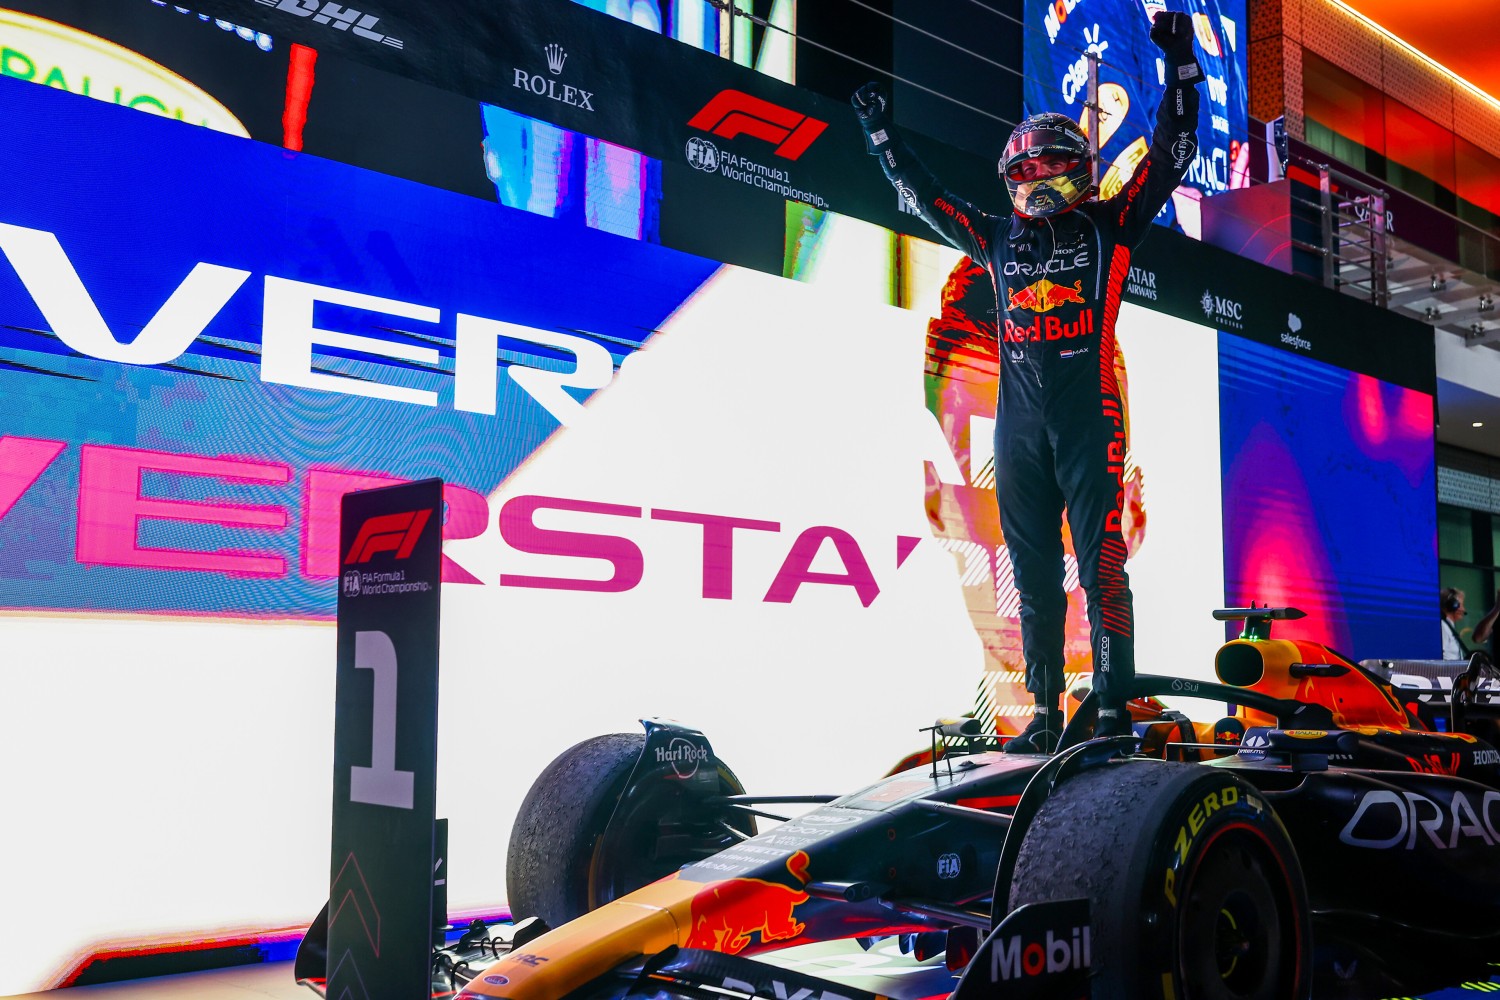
[852,10,1203,753]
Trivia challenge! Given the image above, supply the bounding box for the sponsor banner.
[330,478,442,999]
[1128,229,1435,395]
[169,0,1002,237]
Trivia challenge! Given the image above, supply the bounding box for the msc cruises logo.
[1200,289,1244,330]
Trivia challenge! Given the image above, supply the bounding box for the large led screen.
[0,72,986,992]
[1219,333,1437,659]
[0,10,1435,992]
[1023,0,1249,237]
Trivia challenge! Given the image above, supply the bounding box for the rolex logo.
[545,43,566,74]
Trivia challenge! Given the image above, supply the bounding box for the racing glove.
[1150,10,1204,85]
[851,81,893,155]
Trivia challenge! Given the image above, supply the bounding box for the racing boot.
[1003,707,1059,754]
[1095,705,1134,740]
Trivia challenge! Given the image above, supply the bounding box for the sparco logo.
[993,926,1091,981]
[513,43,594,111]
[655,737,710,778]
[254,0,403,49]
[1339,789,1500,850]
[688,90,827,160]
[1200,289,1244,329]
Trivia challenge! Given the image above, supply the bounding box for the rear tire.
[1009,760,1310,1000]
[506,733,753,928]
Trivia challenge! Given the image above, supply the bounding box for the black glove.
[851,82,894,154]
[851,81,889,123]
[1149,10,1203,84]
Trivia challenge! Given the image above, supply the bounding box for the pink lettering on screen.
[76,445,291,576]
[499,495,644,593]
[651,508,780,599]
[764,526,880,607]
[0,436,66,519]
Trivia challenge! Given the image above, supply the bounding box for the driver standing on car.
[852,11,1203,752]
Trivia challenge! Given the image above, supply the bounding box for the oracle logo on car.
[1339,789,1500,850]
[344,509,433,565]
[991,925,1091,981]
[687,89,827,160]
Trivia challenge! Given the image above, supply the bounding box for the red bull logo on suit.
[1007,278,1086,313]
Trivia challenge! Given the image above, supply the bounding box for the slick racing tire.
[1008,760,1311,1000]
[506,733,754,928]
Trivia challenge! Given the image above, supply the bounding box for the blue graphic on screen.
[1023,0,1248,232]
[0,75,718,617]
[1218,334,1437,660]
[480,103,663,243]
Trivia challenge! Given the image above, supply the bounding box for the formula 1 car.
[297,607,1500,999]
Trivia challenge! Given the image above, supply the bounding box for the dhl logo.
[1007,278,1085,314]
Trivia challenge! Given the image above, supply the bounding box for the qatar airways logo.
[0,221,608,428]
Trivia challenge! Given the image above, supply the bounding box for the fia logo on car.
[937,853,961,879]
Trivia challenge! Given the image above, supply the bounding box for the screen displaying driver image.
[0,8,1437,997]
[1022,0,1249,238]
[0,71,983,992]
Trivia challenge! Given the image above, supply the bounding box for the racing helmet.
[1000,112,1094,218]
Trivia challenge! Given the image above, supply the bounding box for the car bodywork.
[299,609,1500,998]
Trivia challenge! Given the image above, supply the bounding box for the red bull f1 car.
[297,607,1500,999]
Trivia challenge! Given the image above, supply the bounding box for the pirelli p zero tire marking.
[506,733,753,928]
[1008,760,1311,1000]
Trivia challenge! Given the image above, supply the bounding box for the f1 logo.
[345,509,432,565]
[687,90,827,160]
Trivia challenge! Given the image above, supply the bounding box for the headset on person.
[1443,588,1463,615]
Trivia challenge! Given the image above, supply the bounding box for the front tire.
[506,733,753,928]
[1009,760,1310,1000]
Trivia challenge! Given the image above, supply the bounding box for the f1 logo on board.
[688,90,827,160]
[345,510,433,565]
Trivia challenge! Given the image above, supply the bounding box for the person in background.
[1443,587,1500,659]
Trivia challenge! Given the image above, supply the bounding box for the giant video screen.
[0,3,1434,993]
[1023,0,1249,236]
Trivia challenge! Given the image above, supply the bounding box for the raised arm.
[1104,10,1203,246]
[1475,589,1500,645]
[852,82,996,269]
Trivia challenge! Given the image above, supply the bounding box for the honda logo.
[688,90,827,160]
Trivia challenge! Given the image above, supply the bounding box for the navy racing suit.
[861,78,1200,713]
